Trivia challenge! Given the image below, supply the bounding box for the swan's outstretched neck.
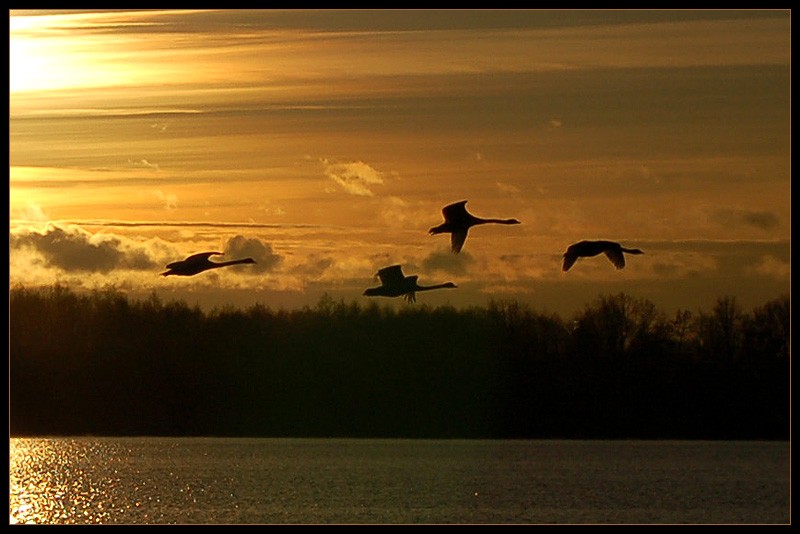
[418,282,457,291]
[481,218,521,225]
[216,258,256,267]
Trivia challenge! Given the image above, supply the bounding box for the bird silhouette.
[562,240,644,271]
[161,252,256,276]
[363,264,457,303]
[429,200,521,253]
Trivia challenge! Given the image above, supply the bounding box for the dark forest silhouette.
[9,285,789,440]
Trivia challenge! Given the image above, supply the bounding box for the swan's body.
[429,200,520,253]
[562,240,644,271]
[363,265,456,303]
[161,252,256,276]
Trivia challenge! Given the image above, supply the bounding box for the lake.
[9,438,790,524]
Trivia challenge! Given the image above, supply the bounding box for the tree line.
[9,285,790,439]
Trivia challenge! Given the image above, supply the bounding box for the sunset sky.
[9,9,791,316]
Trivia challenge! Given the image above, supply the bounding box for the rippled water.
[9,438,790,524]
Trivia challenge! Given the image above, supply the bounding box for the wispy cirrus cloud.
[321,158,385,197]
[422,249,475,276]
[709,208,780,231]
[10,202,50,222]
[155,190,178,210]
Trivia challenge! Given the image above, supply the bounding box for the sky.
[9,9,791,317]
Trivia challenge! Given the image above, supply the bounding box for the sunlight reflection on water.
[9,437,791,525]
[10,438,129,524]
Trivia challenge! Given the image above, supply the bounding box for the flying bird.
[561,240,644,271]
[363,264,457,303]
[161,252,256,277]
[429,200,521,253]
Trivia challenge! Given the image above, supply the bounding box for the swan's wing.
[442,200,469,223]
[165,251,222,270]
[377,265,405,286]
[450,230,468,254]
[604,249,626,269]
[185,251,223,263]
[562,253,578,272]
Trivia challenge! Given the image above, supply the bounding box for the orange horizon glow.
[9,10,791,315]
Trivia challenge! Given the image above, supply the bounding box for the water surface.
[9,438,790,524]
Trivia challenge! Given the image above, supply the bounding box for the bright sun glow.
[9,10,239,95]
[9,16,61,93]
[9,11,165,94]
[8,13,111,94]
